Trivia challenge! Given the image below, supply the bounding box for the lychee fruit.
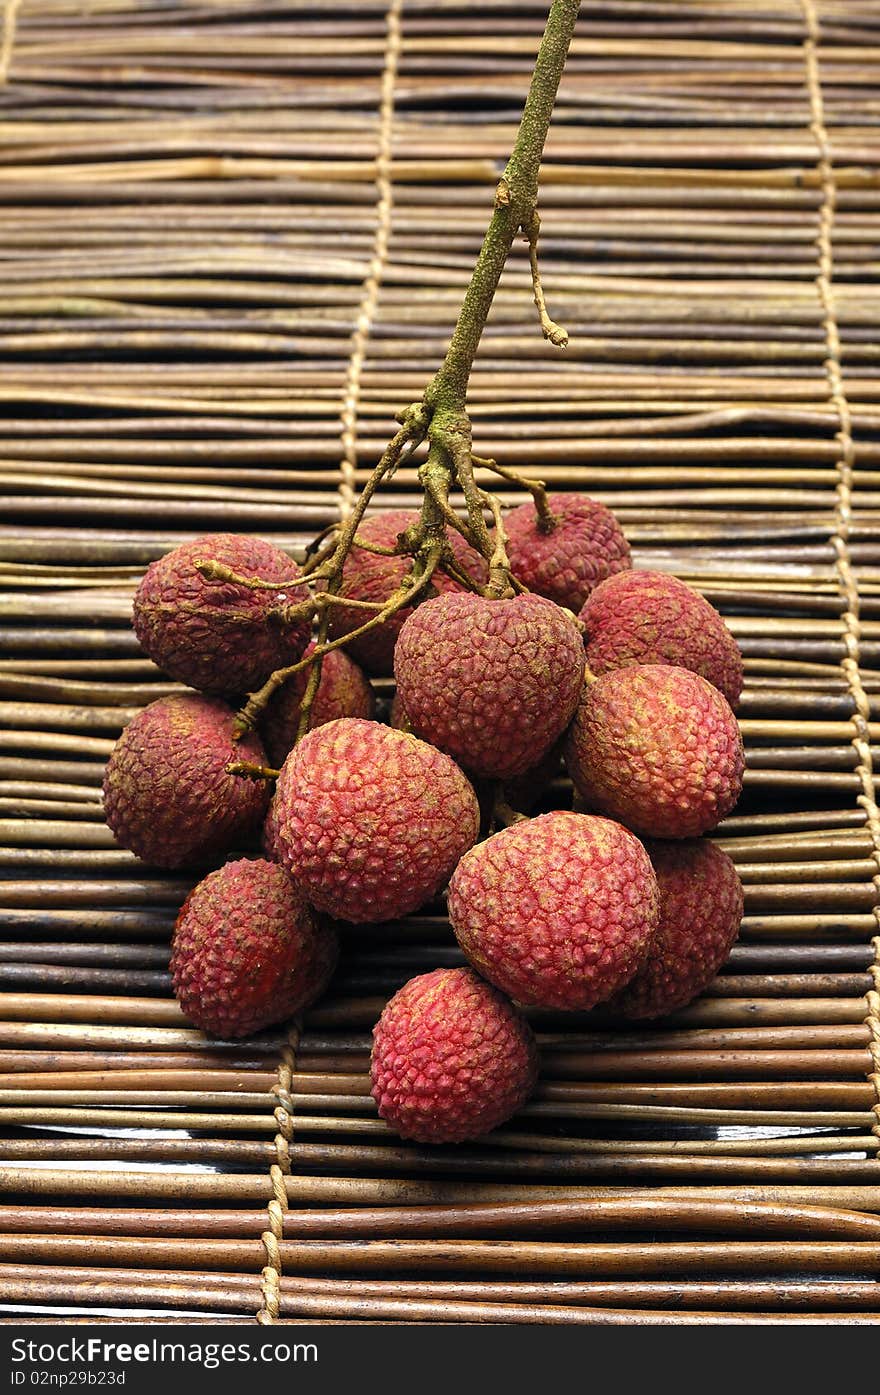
[448,812,659,1010]
[133,533,310,696]
[393,691,559,817]
[260,643,375,767]
[565,664,744,839]
[394,592,584,779]
[581,569,743,708]
[326,509,488,673]
[272,718,480,923]
[261,791,284,863]
[607,839,742,1020]
[370,967,538,1143]
[503,493,631,611]
[171,858,338,1038]
[103,693,270,869]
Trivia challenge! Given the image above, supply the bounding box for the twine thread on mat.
[257,1,403,1319]
[256,1023,299,1324]
[800,0,880,1146]
[0,0,22,85]
[337,0,404,520]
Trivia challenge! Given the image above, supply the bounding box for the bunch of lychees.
[103,490,745,1146]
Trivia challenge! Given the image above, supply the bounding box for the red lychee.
[327,509,488,673]
[608,840,743,1019]
[260,643,375,767]
[581,569,743,708]
[103,694,270,869]
[261,791,284,863]
[392,690,559,816]
[565,664,743,838]
[394,591,584,779]
[272,718,480,923]
[448,812,659,1010]
[504,493,631,611]
[370,967,538,1143]
[171,858,338,1038]
[133,533,310,697]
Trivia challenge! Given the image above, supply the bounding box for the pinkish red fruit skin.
[504,493,631,612]
[260,643,375,767]
[261,792,283,863]
[448,812,659,1011]
[581,569,743,709]
[103,694,270,869]
[327,510,488,673]
[394,592,585,780]
[393,693,558,818]
[565,664,744,839]
[133,533,310,696]
[273,718,480,924]
[370,967,538,1143]
[608,840,743,1019]
[171,858,338,1038]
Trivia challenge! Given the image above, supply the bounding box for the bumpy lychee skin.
[448,812,659,1010]
[370,967,538,1143]
[103,694,270,868]
[581,569,743,709]
[133,533,310,696]
[504,493,631,611]
[260,643,375,767]
[261,791,284,863]
[565,664,744,839]
[273,718,480,923]
[171,858,338,1038]
[394,592,584,779]
[327,510,488,673]
[609,840,743,1019]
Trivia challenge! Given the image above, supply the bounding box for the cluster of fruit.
[102,493,745,1144]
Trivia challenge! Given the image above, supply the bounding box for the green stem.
[426,0,580,414]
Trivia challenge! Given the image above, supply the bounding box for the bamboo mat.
[0,0,879,1325]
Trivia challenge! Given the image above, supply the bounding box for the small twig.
[194,560,311,592]
[492,786,529,830]
[420,472,482,552]
[301,536,340,578]
[472,454,558,533]
[226,760,280,781]
[351,537,403,557]
[304,522,339,557]
[438,554,484,595]
[447,431,493,562]
[296,608,330,744]
[313,594,387,613]
[521,206,569,350]
[235,540,443,739]
[478,487,516,599]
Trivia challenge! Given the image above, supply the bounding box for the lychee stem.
[478,488,516,599]
[473,456,558,534]
[193,560,311,593]
[228,0,581,745]
[233,541,444,740]
[491,789,529,830]
[225,760,280,781]
[424,0,580,415]
[522,206,570,349]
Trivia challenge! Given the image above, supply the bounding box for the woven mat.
[0,0,879,1324]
